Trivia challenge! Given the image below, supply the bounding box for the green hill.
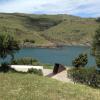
[0,13,99,47]
[0,73,100,100]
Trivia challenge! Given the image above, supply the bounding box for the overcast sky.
[0,0,100,17]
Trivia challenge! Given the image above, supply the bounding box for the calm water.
[1,46,96,66]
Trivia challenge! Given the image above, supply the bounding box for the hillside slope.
[0,13,99,47]
[0,73,100,100]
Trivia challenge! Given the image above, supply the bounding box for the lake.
[0,46,96,66]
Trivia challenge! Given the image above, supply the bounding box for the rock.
[53,63,66,74]
[10,65,43,72]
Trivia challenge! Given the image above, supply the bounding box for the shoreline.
[20,42,91,48]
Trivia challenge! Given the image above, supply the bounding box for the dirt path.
[43,68,73,83]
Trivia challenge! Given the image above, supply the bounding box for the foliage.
[0,33,20,72]
[28,68,43,76]
[0,33,20,60]
[0,62,10,72]
[93,27,100,67]
[72,53,88,68]
[68,67,100,88]
[11,57,39,65]
[96,17,100,22]
[24,39,35,43]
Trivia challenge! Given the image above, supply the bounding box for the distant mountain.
[0,13,99,47]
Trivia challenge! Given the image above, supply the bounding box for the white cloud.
[0,0,100,17]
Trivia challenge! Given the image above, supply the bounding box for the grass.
[0,72,100,100]
[43,64,53,69]
[0,13,99,46]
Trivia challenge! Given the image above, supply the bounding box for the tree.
[72,53,88,68]
[96,17,100,23]
[93,27,100,67]
[0,33,20,61]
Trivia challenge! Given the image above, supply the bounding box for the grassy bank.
[0,73,100,100]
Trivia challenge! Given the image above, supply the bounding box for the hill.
[0,73,100,100]
[0,13,99,47]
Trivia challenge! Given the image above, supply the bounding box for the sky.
[0,0,100,18]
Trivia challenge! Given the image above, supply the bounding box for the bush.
[0,62,10,72]
[72,53,88,68]
[68,67,100,88]
[24,39,35,43]
[96,17,100,22]
[11,57,39,65]
[28,68,43,76]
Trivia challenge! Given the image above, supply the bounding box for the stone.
[53,63,66,74]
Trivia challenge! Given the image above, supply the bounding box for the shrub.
[67,67,100,88]
[0,33,20,61]
[0,62,10,72]
[11,57,39,65]
[24,39,35,43]
[28,68,43,76]
[72,53,88,68]
[96,17,100,22]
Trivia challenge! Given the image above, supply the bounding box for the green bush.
[68,67,100,88]
[24,39,35,43]
[28,68,43,76]
[72,53,88,68]
[0,62,10,72]
[11,57,39,65]
[96,17,100,22]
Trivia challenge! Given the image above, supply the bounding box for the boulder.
[10,65,43,72]
[53,63,66,74]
